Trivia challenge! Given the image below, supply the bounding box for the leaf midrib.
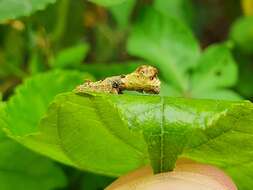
[160,96,165,172]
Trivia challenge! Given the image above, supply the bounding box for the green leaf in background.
[154,0,194,27]
[109,0,136,29]
[80,62,142,79]
[127,8,200,92]
[190,44,241,100]
[0,104,66,190]
[0,137,66,190]
[192,44,237,90]
[237,60,253,98]
[88,0,127,7]
[0,0,57,22]
[3,70,91,136]
[51,43,90,69]
[0,140,66,190]
[128,8,240,100]
[191,89,242,101]
[0,70,92,167]
[230,16,253,53]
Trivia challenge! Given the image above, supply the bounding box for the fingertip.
[106,159,237,190]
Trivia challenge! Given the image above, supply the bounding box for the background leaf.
[127,8,240,100]
[0,0,57,22]
[88,0,127,7]
[230,16,253,53]
[0,104,66,190]
[0,140,66,190]
[127,8,200,92]
[190,44,240,100]
[3,70,91,136]
[79,62,142,79]
[51,43,90,69]
[236,58,253,98]
[0,70,92,168]
[192,44,237,90]
[0,137,66,190]
[154,0,194,27]
[192,89,242,101]
[109,0,136,29]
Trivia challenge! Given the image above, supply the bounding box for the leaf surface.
[109,0,135,29]
[0,104,66,190]
[0,0,57,22]
[127,8,200,92]
[154,0,194,27]
[1,70,92,166]
[127,8,240,100]
[191,44,238,92]
[4,70,90,135]
[52,43,90,69]
[230,16,253,53]
[1,72,253,189]
[190,44,240,100]
[29,92,253,186]
[0,136,66,190]
[89,0,127,6]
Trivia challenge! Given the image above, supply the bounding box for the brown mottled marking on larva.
[74,65,161,94]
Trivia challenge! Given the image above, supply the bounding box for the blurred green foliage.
[0,0,253,189]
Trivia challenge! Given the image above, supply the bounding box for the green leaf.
[182,101,253,190]
[237,59,253,98]
[0,105,66,190]
[79,62,142,79]
[109,0,135,29]
[0,137,66,190]
[230,16,253,53]
[0,70,92,166]
[0,0,57,22]
[127,8,200,92]
[2,72,252,188]
[52,93,149,175]
[4,70,91,136]
[154,0,194,27]
[190,44,238,98]
[52,43,90,69]
[22,92,253,183]
[192,89,242,101]
[88,0,127,7]
[55,93,253,189]
[127,8,239,100]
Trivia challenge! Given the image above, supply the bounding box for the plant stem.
[51,0,70,44]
